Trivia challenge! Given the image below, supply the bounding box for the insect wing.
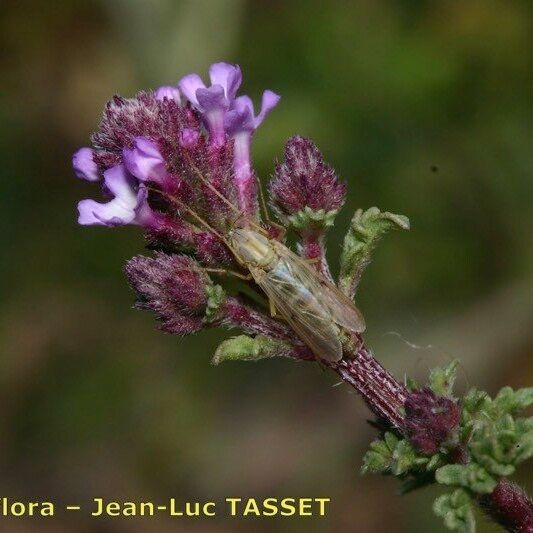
[314,281,366,333]
[251,260,343,362]
[272,242,366,333]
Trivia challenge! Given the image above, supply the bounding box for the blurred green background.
[1,0,532,531]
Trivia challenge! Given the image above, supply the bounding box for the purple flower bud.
[77,164,152,227]
[72,147,99,182]
[403,388,461,455]
[179,128,200,149]
[270,136,346,215]
[123,137,167,185]
[194,232,234,266]
[125,253,211,335]
[154,85,181,103]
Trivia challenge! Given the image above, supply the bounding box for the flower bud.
[270,136,346,226]
[404,388,461,455]
[125,253,220,335]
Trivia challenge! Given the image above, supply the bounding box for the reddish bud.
[403,388,461,455]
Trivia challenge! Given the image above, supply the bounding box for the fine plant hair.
[72,62,532,532]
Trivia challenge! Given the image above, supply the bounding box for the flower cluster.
[73,63,279,235]
[73,62,343,353]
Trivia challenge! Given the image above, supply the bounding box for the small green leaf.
[493,386,533,414]
[285,206,339,231]
[435,464,496,494]
[204,283,226,321]
[514,422,533,464]
[361,451,390,475]
[433,490,476,532]
[339,207,409,298]
[462,388,489,415]
[406,377,419,391]
[384,431,400,451]
[426,453,443,472]
[429,360,459,397]
[212,335,291,364]
[392,440,418,475]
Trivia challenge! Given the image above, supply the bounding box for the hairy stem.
[328,340,407,429]
[298,232,334,283]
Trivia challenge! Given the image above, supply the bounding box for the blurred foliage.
[1,0,532,531]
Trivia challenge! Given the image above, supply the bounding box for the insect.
[150,165,365,363]
[228,228,365,362]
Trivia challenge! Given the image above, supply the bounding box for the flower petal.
[103,164,138,202]
[72,147,99,182]
[77,197,137,226]
[224,99,254,136]
[208,62,242,100]
[123,137,167,184]
[77,164,141,226]
[154,85,181,103]
[178,73,205,106]
[196,85,228,113]
[254,90,280,128]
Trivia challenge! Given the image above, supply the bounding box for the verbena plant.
[72,63,532,532]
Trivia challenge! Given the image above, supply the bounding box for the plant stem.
[329,339,407,429]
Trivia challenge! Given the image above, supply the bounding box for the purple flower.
[125,253,214,335]
[154,85,181,103]
[123,137,167,185]
[224,91,280,137]
[270,136,346,216]
[177,62,280,216]
[72,147,99,182]
[77,164,151,227]
[224,92,280,216]
[179,62,242,146]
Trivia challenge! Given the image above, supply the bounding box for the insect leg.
[269,298,277,317]
[203,268,253,281]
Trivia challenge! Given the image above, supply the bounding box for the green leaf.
[435,464,496,494]
[514,420,533,464]
[429,360,459,397]
[204,283,226,321]
[462,388,489,415]
[392,440,418,475]
[384,431,400,451]
[433,490,476,532]
[426,453,443,472]
[339,207,409,298]
[362,432,398,474]
[405,376,419,391]
[362,432,415,475]
[212,335,291,364]
[284,206,339,231]
[361,450,391,475]
[493,387,533,415]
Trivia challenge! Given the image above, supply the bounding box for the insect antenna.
[181,151,269,236]
[256,174,272,225]
[146,186,235,254]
